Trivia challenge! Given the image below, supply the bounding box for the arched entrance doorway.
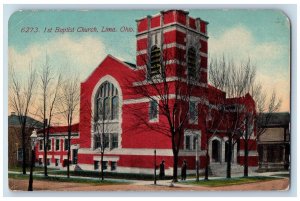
[212,139,221,162]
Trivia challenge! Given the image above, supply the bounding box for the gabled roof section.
[8,114,43,128]
[208,84,226,96]
[258,112,290,127]
[124,61,136,68]
[225,93,254,104]
[83,54,135,83]
[207,84,226,104]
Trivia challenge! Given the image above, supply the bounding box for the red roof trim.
[37,123,79,134]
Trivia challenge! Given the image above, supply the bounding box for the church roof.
[123,61,136,68]
[258,112,290,127]
[8,113,43,128]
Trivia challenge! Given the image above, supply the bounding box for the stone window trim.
[90,75,123,151]
[38,139,44,151]
[43,138,52,152]
[64,138,70,151]
[95,81,119,121]
[189,100,198,125]
[17,148,23,161]
[94,160,100,170]
[55,138,61,151]
[111,161,117,171]
[102,161,108,170]
[184,130,201,151]
[149,99,159,122]
[93,133,119,151]
[55,158,59,167]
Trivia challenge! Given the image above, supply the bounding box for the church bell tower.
[135,10,209,87]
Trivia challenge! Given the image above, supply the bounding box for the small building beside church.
[8,112,43,168]
[257,112,290,171]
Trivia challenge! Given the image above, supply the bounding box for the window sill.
[183,149,197,151]
[188,120,198,125]
[149,118,159,123]
[96,119,119,124]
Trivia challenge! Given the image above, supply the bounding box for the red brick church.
[35,10,258,175]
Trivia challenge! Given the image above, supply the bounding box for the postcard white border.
[1,2,298,199]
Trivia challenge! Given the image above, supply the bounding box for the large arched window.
[96,81,119,120]
[150,45,161,77]
[111,96,119,120]
[187,47,196,80]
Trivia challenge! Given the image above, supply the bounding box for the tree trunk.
[244,116,249,177]
[43,95,48,176]
[101,151,104,181]
[22,126,26,175]
[205,151,209,180]
[67,130,71,178]
[226,135,232,179]
[43,119,48,176]
[43,134,47,176]
[244,141,249,177]
[44,139,48,176]
[205,133,209,180]
[154,149,157,185]
[172,150,178,182]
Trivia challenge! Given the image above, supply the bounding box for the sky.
[8,9,290,112]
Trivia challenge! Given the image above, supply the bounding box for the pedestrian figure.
[159,160,165,180]
[181,160,187,180]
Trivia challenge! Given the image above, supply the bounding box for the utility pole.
[28,130,37,191]
[196,135,199,181]
[244,115,249,177]
[154,149,157,185]
[204,134,209,180]
[205,108,212,180]
[44,118,48,177]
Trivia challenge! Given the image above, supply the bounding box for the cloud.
[209,26,282,64]
[209,26,290,112]
[9,35,107,80]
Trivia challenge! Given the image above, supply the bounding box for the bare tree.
[9,63,37,174]
[209,56,253,178]
[209,56,281,178]
[37,54,62,176]
[128,47,197,182]
[60,74,80,178]
[93,104,116,180]
[252,87,282,137]
[204,100,226,180]
[243,90,281,176]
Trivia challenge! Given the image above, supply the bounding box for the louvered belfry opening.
[150,45,161,77]
[187,47,196,80]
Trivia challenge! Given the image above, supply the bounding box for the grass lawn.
[50,170,173,181]
[9,167,172,181]
[8,173,130,185]
[181,176,280,187]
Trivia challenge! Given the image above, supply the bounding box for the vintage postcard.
[8,9,290,192]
